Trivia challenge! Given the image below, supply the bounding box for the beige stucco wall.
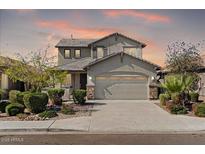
[58,47,91,65]
[92,35,143,59]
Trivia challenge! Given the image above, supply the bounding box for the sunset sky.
[0,9,205,66]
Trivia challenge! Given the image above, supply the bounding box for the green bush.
[189,92,199,102]
[5,103,24,116]
[23,93,48,113]
[0,100,10,113]
[195,103,205,117]
[171,92,181,104]
[73,89,86,104]
[16,91,31,105]
[38,110,58,118]
[9,90,21,103]
[159,93,170,106]
[170,105,188,114]
[47,88,65,105]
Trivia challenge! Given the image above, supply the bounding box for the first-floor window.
[64,49,71,58]
[123,47,136,57]
[97,47,104,59]
[75,49,81,58]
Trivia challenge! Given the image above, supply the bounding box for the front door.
[80,73,87,90]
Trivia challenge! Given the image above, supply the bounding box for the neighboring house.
[56,32,161,100]
[0,56,25,93]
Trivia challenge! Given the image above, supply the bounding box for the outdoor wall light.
[151,76,155,80]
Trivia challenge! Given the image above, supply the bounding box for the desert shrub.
[47,88,65,105]
[170,105,188,114]
[189,92,199,102]
[195,103,205,117]
[61,105,75,115]
[9,90,21,103]
[171,92,181,104]
[38,110,58,118]
[23,93,48,113]
[159,93,170,106]
[73,89,86,104]
[0,100,10,113]
[16,91,31,105]
[5,103,24,116]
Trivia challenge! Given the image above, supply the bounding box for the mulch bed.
[0,102,94,121]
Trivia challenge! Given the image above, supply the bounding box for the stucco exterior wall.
[92,35,142,59]
[58,47,91,65]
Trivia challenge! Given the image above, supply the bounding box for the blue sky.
[0,9,205,66]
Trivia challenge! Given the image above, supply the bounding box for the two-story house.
[56,32,161,100]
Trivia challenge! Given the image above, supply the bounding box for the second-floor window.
[123,47,136,57]
[75,49,81,58]
[97,47,104,59]
[64,49,71,58]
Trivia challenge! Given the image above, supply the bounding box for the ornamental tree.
[1,47,67,92]
[166,41,204,74]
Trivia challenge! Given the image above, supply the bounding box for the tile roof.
[55,32,146,48]
[55,39,98,47]
[55,57,94,71]
[56,52,161,72]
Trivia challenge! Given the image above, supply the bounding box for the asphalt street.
[1,132,205,145]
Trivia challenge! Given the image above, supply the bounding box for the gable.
[89,33,146,48]
[86,53,159,77]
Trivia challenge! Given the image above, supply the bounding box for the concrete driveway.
[87,100,205,133]
[2,100,205,133]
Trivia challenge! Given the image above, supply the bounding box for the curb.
[1,128,205,135]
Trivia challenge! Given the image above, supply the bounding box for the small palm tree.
[161,75,183,94]
[161,75,194,106]
[161,75,194,94]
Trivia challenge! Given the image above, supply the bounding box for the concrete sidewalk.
[1,100,205,133]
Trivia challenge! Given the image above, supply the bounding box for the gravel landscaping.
[0,102,93,121]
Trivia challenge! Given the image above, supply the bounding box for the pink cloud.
[103,10,171,23]
[36,20,118,38]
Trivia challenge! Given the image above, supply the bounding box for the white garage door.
[95,75,148,100]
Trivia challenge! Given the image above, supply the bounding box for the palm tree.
[161,75,194,106]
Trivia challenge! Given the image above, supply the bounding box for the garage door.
[95,75,148,100]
